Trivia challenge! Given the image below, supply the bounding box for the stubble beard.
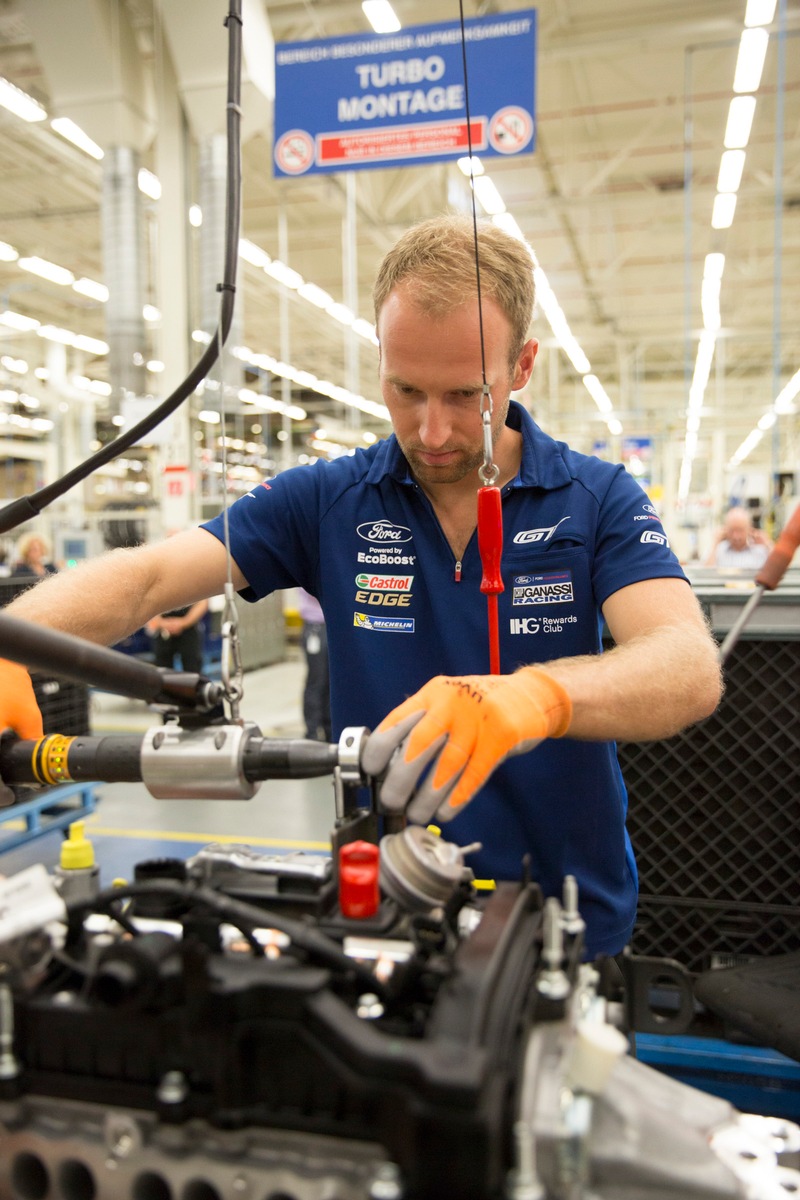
[400,442,486,486]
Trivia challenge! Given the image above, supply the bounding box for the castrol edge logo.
[355,573,413,592]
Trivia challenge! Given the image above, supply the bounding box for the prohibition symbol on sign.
[489,107,534,155]
[275,129,314,175]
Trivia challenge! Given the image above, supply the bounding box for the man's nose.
[419,400,451,448]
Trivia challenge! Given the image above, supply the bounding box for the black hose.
[0,0,243,536]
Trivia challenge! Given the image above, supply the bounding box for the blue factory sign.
[273,9,536,177]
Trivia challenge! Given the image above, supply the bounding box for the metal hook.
[479,390,499,486]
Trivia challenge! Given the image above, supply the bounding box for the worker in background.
[0,215,722,960]
[146,600,208,675]
[298,588,331,743]
[706,506,773,571]
[13,532,58,579]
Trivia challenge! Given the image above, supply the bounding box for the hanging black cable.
[0,0,243,536]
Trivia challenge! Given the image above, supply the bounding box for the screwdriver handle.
[478,485,504,596]
[756,503,800,591]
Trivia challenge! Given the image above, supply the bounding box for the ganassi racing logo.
[356,519,412,545]
[641,529,669,547]
[512,516,571,545]
[512,570,573,606]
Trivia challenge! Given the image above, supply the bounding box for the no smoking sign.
[489,107,533,154]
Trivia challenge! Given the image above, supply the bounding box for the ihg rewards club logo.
[355,573,413,607]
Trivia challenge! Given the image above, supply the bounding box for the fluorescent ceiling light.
[745,0,777,27]
[264,259,303,289]
[362,1,401,33]
[717,149,746,194]
[704,252,726,281]
[758,411,777,430]
[701,277,721,332]
[326,302,356,325]
[0,77,47,123]
[0,355,27,374]
[733,28,769,93]
[37,324,75,345]
[774,366,800,413]
[711,192,737,229]
[298,282,333,309]
[493,212,525,241]
[239,238,271,268]
[18,255,74,286]
[74,375,112,396]
[607,417,623,436]
[352,317,379,344]
[724,95,757,149]
[472,175,506,216]
[189,204,203,228]
[72,333,109,356]
[198,410,221,424]
[73,277,109,302]
[50,117,103,160]
[138,168,161,200]
[583,374,613,414]
[0,240,18,262]
[457,156,484,177]
[0,310,40,332]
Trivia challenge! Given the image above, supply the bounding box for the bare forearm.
[5,548,164,645]
[539,622,722,741]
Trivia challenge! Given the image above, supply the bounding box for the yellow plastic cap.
[60,821,95,870]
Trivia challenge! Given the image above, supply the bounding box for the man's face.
[725,516,750,550]
[377,284,536,488]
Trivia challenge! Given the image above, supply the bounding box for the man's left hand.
[361,668,572,825]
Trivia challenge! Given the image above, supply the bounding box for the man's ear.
[513,338,538,390]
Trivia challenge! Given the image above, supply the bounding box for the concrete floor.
[0,653,336,883]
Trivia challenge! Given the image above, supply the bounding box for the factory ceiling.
[0,0,797,520]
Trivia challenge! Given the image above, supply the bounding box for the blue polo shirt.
[203,402,687,956]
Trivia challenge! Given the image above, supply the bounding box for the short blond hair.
[16,532,50,562]
[373,214,536,364]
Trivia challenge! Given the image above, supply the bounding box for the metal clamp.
[141,722,259,800]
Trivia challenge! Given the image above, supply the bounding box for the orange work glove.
[0,658,44,739]
[361,668,572,826]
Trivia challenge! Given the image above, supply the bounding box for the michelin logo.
[354,613,415,633]
[512,570,573,606]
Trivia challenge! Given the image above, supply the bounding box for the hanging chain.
[216,308,244,722]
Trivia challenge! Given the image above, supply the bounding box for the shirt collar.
[366,400,573,491]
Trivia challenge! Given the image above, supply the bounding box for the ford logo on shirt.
[357,519,413,544]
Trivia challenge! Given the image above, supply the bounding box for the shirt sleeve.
[201,463,323,601]
[591,465,688,608]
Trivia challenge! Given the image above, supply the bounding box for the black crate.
[618,638,800,972]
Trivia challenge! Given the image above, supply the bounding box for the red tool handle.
[756,503,800,592]
[478,486,504,673]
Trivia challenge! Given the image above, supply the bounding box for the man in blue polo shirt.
[2,215,722,957]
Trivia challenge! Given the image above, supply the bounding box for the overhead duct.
[101,146,147,410]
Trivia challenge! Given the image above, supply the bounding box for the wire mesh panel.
[619,638,800,972]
